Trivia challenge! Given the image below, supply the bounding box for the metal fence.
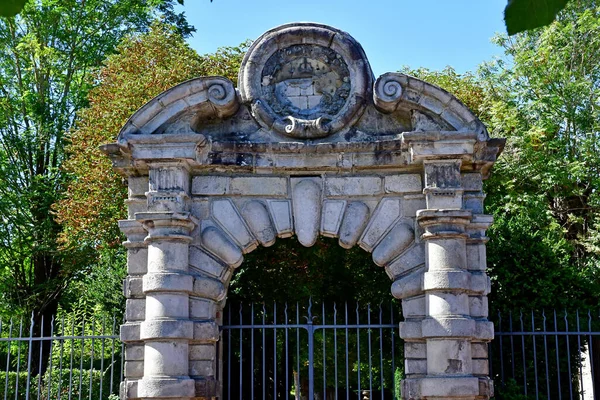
[1,307,599,400]
[0,314,122,400]
[220,300,403,400]
[490,309,600,400]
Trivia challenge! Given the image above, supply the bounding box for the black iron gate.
[220,300,403,400]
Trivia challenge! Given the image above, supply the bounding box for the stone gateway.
[102,23,505,400]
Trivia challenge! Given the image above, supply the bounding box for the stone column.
[402,160,493,400]
[136,162,196,399]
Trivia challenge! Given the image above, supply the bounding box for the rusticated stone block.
[385,174,422,194]
[140,320,194,340]
[325,176,382,197]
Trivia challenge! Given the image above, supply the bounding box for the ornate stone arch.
[103,22,504,400]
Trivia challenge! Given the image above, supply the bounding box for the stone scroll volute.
[102,22,504,400]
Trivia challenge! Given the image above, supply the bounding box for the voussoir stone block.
[200,226,243,268]
[338,201,370,249]
[372,221,414,266]
[391,270,423,299]
[292,179,322,247]
[193,276,226,301]
[241,200,277,246]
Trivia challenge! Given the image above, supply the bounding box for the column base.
[137,377,195,399]
[402,376,492,399]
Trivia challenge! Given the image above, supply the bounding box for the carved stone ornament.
[238,23,373,139]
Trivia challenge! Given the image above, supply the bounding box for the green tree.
[482,0,600,310]
[0,0,192,373]
[55,25,249,313]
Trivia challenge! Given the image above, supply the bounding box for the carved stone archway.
[102,23,505,400]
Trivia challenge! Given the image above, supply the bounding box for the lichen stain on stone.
[445,359,463,374]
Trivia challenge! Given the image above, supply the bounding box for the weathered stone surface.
[320,200,346,237]
[338,201,370,249]
[325,176,382,197]
[241,200,276,247]
[211,199,257,252]
[200,226,243,268]
[189,246,228,279]
[359,198,401,251]
[372,221,414,266]
[267,200,293,238]
[385,243,425,280]
[292,179,322,247]
[426,339,472,375]
[391,270,423,299]
[107,21,504,400]
[385,174,422,194]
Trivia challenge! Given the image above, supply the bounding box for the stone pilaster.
[402,160,493,400]
[134,163,196,399]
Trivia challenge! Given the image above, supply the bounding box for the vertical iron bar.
[297,302,301,400]
[520,311,527,397]
[89,319,96,400]
[274,302,277,400]
[323,303,326,400]
[575,309,584,400]
[25,314,34,400]
[251,303,254,399]
[4,319,13,400]
[379,304,384,400]
[368,304,372,396]
[227,306,231,400]
[308,299,314,400]
[532,311,538,400]
[576,310,583,400]
[391,303,396,400]
[78,314,85,400]
[587,310,595,400]
[509,311,515,380]
[565,310,573,400]
[542,311,550,400]
[262,304,266,400]
[109,316,116,396]
[554,310,562,400]
[239,304,243,400]
[68,313,75,400]
[390,301,398,400]
[356,303,361,395]
[37,315,45,400]
[99,317,106,400]
[345,302,349,400]
[46,317,56,400]
[285,304,289,400]
[499,312,505,386]
[334,303,338,400]
[15,317,23,400]
[58,315,66,400]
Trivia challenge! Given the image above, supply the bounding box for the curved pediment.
[110,23,502,176]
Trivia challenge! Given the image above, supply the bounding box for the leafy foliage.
[55,25,249,310]
[482,0,600,310]
[505,0,571,35]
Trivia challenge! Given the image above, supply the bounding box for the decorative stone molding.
[239,23,372,139]
[104,22,504,400]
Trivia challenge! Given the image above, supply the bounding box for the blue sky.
[177,0,508,77]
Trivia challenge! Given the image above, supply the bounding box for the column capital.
[135,211,196,243]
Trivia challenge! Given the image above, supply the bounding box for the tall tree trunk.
[29,252,61,376]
